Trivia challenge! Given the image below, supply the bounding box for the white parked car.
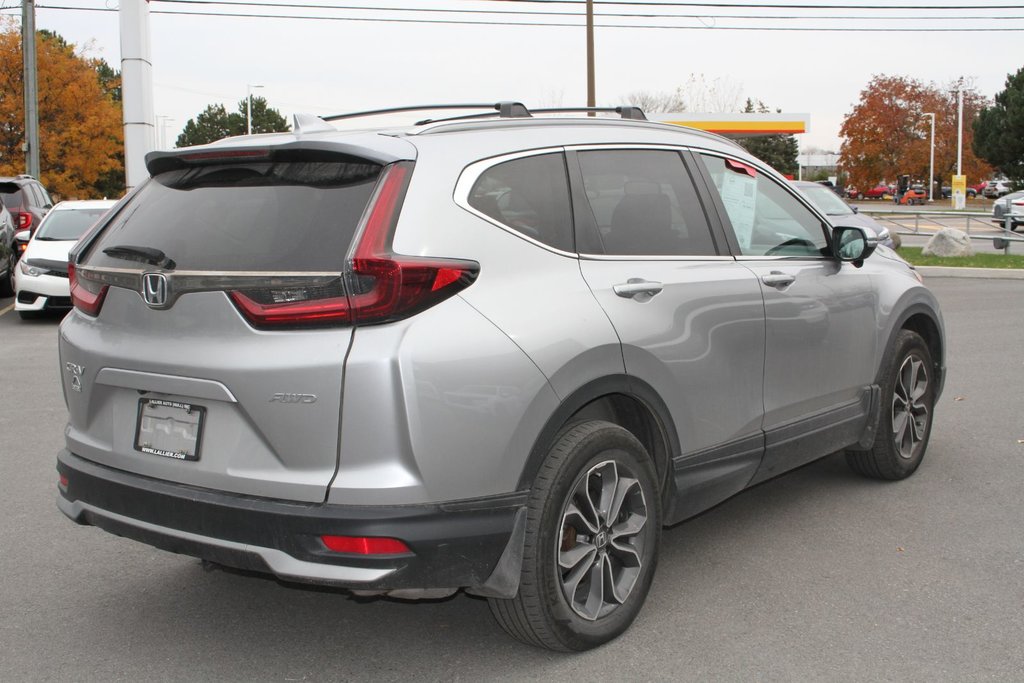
[982,179,1011,199]
[14,199,117,319]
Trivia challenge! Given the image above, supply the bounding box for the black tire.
[488,420,661,651]
[847,330,935,480]
[0,251,14,297]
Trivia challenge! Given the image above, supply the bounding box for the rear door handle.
[613,278,664,300]
[761,271,796,288]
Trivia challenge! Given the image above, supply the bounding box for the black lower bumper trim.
[57,449,526,591]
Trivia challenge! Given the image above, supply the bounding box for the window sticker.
[720,171,757,249]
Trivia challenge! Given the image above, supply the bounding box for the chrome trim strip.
[77,266,344,309]
[580,254,736,262]
[95,368,238,403]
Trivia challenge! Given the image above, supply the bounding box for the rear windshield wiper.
[102,245,176,270]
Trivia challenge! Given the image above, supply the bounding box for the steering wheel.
[764,237,817,256]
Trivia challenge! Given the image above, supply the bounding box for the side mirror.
[832,225,876,267]
[852,206,859,214]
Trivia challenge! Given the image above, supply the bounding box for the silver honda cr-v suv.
[56,103,944,651]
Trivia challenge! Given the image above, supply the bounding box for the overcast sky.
[8,0,1022,151]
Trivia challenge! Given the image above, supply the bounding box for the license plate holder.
[134,398,206,461]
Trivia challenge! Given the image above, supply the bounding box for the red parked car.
[851,184,891,200]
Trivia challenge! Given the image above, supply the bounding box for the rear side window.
[84,157,381,272]
[0,184,25,210]
[468,153,574,252]
[576,150,717,257]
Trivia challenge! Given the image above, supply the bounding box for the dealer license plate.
[134,398,206,461]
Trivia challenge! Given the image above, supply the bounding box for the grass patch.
[896,247,1024,269]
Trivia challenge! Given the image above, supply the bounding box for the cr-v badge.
[65,362,85,392]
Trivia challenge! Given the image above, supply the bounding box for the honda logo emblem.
[142,272,168,307]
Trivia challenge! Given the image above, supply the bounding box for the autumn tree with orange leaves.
[840,75,992,194]
[0,20,123,199]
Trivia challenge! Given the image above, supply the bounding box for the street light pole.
[924,112,935,202]
[246,84,264,135]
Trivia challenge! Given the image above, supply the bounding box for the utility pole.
[120,0,155,190]
[21,0,40,178]
[586,0,595,114]
[924,112,935,202]
[956,84,963,176]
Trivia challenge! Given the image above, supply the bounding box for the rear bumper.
[57,449,526,595]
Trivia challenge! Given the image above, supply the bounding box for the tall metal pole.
[120,0,155,189]
[586,0,595,114]
[924,112,935,202]
[21,0,40,178]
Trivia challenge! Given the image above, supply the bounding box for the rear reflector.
[58,473,69,490]
[321,535,411,555]
[68,263,109,317]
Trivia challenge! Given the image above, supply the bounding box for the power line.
[151,0,1020,19]
[474,0,1024,8]
[32,3,1024,30]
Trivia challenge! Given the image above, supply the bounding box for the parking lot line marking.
[0,303,13,317]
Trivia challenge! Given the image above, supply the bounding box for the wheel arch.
[884,303,945,399]
[515,375,680,511]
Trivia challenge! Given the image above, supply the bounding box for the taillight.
[68,262,109,316]
[230,162,479,329]
[17,212,31,230]
[320,535,411,555]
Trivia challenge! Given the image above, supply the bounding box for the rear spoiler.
[145,140,414,177]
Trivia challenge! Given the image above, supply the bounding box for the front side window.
[468,153,573,252]
[577,150,716,256]
[700,155,829,257]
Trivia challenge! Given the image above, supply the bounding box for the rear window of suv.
[84,157,382,272]
[0,183,25,210]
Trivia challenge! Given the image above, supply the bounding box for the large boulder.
[922,228,974,257]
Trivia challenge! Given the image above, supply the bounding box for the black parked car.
[940,186,977,199]
[0,198,17,296]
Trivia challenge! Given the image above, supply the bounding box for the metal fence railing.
[857,209,1024,251]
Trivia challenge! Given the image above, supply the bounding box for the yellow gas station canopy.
[650,113,810,137]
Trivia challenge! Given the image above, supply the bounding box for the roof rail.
[530,106,647,120]
[415,104,650,127]
[323,101,530,123]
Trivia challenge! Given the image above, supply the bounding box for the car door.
[569,148,767,522]
[692,152,878,484]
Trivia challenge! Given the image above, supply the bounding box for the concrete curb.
[915,265,1024,280]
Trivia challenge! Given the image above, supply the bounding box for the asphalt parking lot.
[1,277,1023,681]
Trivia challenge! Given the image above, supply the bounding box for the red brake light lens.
[320,535,411,555]
[18,212,31,230]
[229,161,479,329]
[68,262,109,317]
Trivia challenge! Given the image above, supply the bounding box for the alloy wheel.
[557,459,650,621]
[892,355,930,459]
